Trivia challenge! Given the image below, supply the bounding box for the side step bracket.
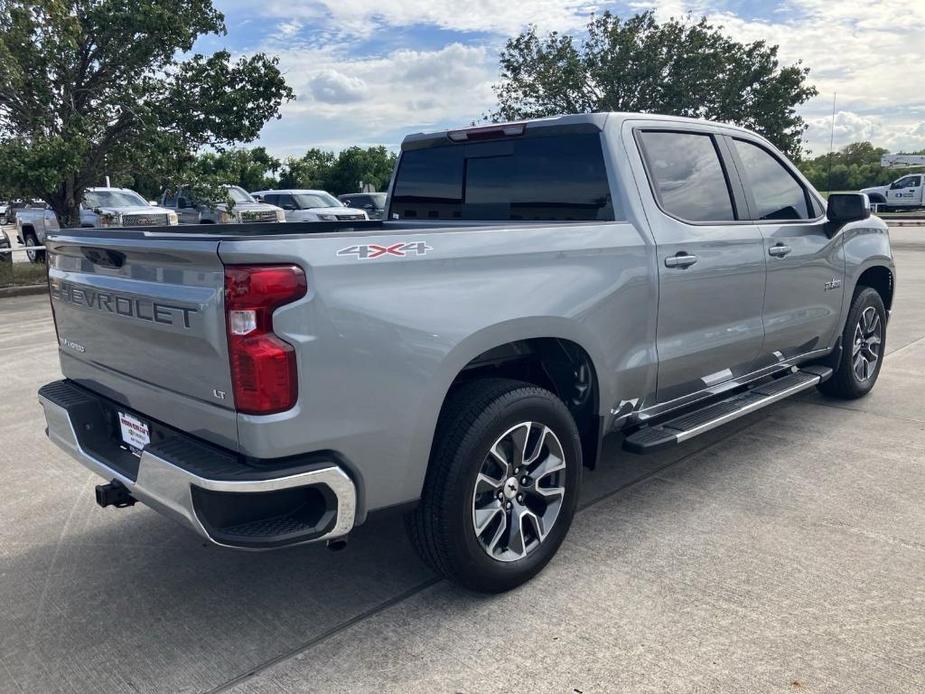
[623,366,831,454]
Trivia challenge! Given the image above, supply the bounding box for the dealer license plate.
[118,411,150,455]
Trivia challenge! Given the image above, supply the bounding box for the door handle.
[664,253,698,268]
[769,244,792,258]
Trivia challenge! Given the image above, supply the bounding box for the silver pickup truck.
[38,113,894,592]
[16,188,179,263]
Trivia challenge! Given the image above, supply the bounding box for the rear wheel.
[407,378,582,593]
[818,287,886,399]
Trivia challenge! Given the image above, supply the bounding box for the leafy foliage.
[0,0,293,225]
[278,146,396,195]
[491,11,817,160]
[798,141,925,192]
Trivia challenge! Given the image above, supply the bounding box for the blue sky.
[204,0,925,158]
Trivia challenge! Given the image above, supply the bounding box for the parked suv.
[338,192,387,220]
[161,185,285,224]
[39,113,894,593]
[252,189,368,223]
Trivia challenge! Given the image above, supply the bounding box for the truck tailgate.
[46,232,238,449]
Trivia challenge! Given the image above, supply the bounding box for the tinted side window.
[390,133,616,221]
[733,139,809,221]
[638,131,735,222]
[892,176,918,189]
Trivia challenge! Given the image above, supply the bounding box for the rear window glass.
[638,131,736,222]
[390,134,616,221]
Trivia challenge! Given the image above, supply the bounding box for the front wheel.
[407,379,582,593]
[818,287,886,399]
[25,233,46,264]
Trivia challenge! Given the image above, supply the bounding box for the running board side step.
[623,366,832,454]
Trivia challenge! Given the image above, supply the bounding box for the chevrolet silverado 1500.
[38,113,894,592]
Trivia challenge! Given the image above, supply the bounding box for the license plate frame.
[117,410,150,456]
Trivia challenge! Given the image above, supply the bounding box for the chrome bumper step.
[623,366,832,454]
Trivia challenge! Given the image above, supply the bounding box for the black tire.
[818,286,886,399]
[407,378,582,593]
[24,232,45,264]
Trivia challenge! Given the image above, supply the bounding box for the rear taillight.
[224,265,307,415]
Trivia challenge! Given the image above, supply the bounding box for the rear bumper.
[38,380,357,549]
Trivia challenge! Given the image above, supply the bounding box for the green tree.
[326,146,396,195]
[491,11,817,160]
[277,146,396,194]
[0,0,293,226]
[797,141,905,192]
[278,149,336,190]
[189,147,281,192]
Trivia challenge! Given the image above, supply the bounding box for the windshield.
[367,193,387,208]
[226,186,256,204]
[84,189,148,208]
[293,192,341,209]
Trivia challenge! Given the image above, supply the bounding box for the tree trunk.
[48,177,82,228]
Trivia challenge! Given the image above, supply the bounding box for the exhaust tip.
[325,538,348,552]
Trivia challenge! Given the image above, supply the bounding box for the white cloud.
[231,0,925,156]
[642,0,925,153]
[257,42,497,154]
[253,0,614,35]
[306,70,368,104]
[807,112,925,154]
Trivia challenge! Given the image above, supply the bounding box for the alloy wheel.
[852,306,882,382]
[471,421,567,562]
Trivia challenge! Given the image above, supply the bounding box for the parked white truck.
[861,173,925,210]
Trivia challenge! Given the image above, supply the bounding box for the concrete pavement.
[1,229,923,693]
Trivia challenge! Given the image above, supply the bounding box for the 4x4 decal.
[337,241,432,260]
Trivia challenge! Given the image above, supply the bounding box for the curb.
[0,284,48,298]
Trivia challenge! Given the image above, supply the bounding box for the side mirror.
[177,197,189,209]
[826,193,870,235]
[281,203,296,211]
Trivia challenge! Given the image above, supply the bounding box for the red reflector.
[224,265,307,415]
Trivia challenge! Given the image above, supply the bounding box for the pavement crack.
[205,577,441,694]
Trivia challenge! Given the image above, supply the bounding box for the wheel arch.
[418,323,609,488]
[855,264,894,311]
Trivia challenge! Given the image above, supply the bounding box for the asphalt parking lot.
[1,228,923,694]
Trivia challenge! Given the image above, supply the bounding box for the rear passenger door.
[726,137,845,367]
[634,128,767,404]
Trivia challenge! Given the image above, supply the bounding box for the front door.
[634,128,768,404]
[886,174,923,208]
[727,137,845,366]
